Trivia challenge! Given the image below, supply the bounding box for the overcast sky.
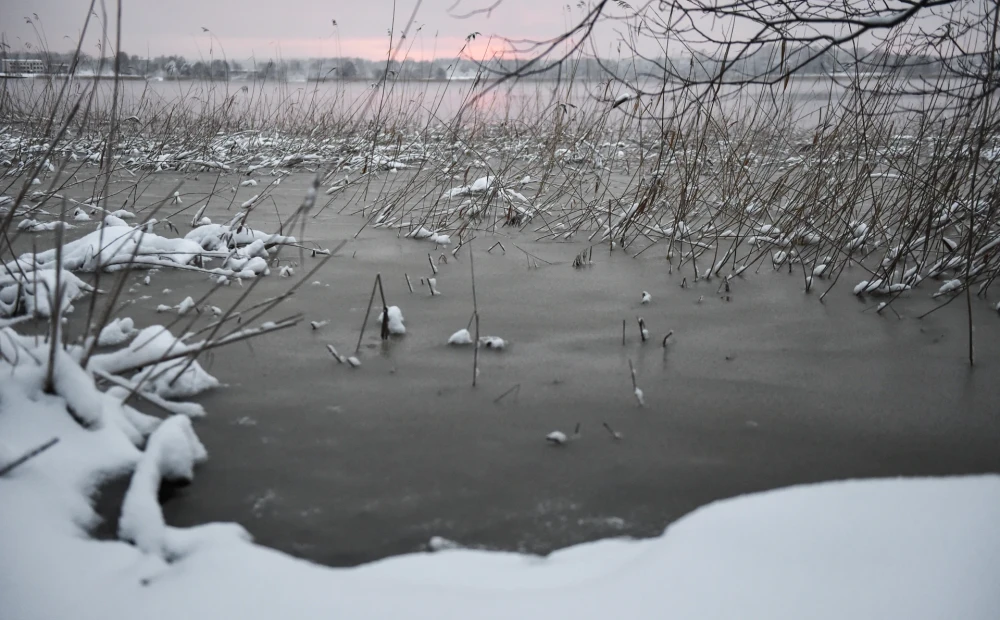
[1,0,972,65]
[0,0,585,61]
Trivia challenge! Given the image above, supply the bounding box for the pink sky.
[3,1,958,64]
[0,0,577,61]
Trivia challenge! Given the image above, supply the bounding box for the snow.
[97,317,138,347]
[479,336,506,350]
[130,356,219,401]
[17,218,74,232]
[934,279,962,297]
[175,296,196,315]
[103,213,129,227]
[89,325,220,399]
[0,252,998,620]
[377,306,406,335]
[325,344,346,363]
[407,227,450,245]
[612,92,633,108]
[428,536,463,551]
[442,176,494,199]
[469,176,493,193]
[19,225,205,272]
[448,328,473,345]
[185,223,295,252]
[546,431,568,445]
[1,342,999,620]
[119,415,251,561]
[0,269,93,317]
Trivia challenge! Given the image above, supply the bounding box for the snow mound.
[119,415,250,560]
[407,227,451,245]
[377,306,406,335]
[448,328,473,345]
[186,223,296,252]
[89,326,220,399]
[0,269,93,317]
[479,336,506,350]
[97,317,138,347]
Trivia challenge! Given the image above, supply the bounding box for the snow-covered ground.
[1,331,998,620]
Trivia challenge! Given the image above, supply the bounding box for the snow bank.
[3,448,998,620]
[119,415,250,561]
[1,318,998,620]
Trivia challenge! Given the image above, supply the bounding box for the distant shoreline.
[0,72,937,84]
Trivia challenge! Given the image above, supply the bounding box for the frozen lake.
[49,171,997,566]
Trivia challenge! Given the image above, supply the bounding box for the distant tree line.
[0,47,959,82]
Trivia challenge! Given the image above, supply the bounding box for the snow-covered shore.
[2,336,998,620]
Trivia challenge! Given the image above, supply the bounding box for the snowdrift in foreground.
[1,333,998,620]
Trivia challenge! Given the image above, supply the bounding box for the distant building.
[2,58,47,74]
